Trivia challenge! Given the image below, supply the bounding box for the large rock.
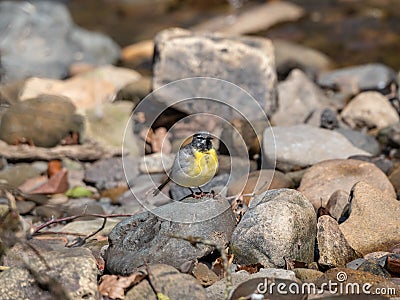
[271,69,336,126]
[298,159,395,209]
[340,182,400,255]
[317,215,360,268]
[0,248,98,300]
[230,189,316,267]
[341,91,399,130]
[152,28,277,119]
[0,95,84,147]
[263,124,369,172]
[0,1,120,83]
[104,196,235,275]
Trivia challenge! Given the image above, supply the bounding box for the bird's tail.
[153,177,171,196]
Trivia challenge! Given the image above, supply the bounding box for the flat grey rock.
[263,124,369,172]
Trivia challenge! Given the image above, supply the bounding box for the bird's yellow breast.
[187,148,218,183]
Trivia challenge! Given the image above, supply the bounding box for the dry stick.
[32,213,135,235]
[169,235,232,300]
[31,213,135,247]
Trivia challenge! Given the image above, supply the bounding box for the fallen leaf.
[236,263,263,274]
[47,160,62,177]
[98,270,147,299]
[30,169,69,194]
[18,175,48,194]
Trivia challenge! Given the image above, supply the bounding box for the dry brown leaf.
[98,271,147,299]
[236,263,263,274]
[30,168,69,194]
[18,175,48,194]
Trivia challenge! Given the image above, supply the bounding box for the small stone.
[317,215,360,268]
[320,108,340,130]
[377,122,400,149]
[293,268,324,282]
[298,159,395,209]
[148,264,206,300]
[15,200,35,215]
[230,189,316,267]
[318,63,397,94]
[192,263,219,287]
[105,197,235,275]
[340,182,400,255]
[263,125,368,172]
[115,76,152,104]
[139,152,174,174]
[341,91,399,130]
[358,260,391,278]
[84,156,139,190]
[125,280,156,300]
[325,190,350,221]
[57,219,121,237]
[0,163,41,187]
[272,69,336,126]
[336,128,380,155]
[346,258,366,270]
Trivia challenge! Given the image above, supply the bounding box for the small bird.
[153,131,218,197]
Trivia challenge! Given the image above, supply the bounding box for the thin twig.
[66,217,107,248]
[169,235,232,300]
[31,213,135,235]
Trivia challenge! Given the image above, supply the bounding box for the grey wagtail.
[153,131,218,196]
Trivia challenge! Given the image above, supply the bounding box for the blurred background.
[66,0,400,70]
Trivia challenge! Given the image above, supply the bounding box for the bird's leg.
[189,187,202,199]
